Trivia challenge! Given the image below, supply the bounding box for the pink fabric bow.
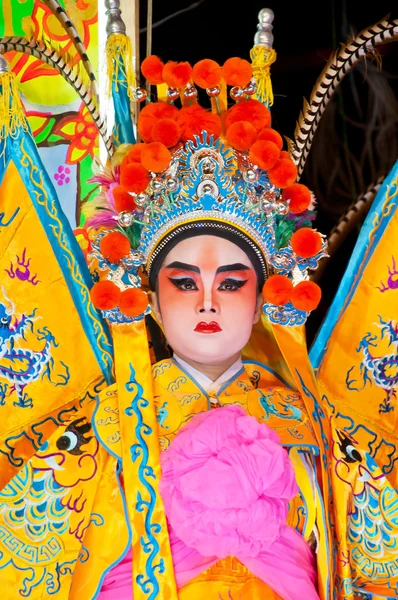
[99,406,319,600]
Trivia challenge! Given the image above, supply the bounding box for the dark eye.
[218,278,247,292]
[337,430,362,463]
[169,277,199,291]
[346,444,362,462]
[57,431,78,452]
[1,317,8,324]
[55,418,93,455]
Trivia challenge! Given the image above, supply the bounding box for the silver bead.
[230,86,244,101]
[151,178,163,193]
[118,211,133,227]
[165,177,178,192]
[258,8,275,24]
[243,169,258,183]
[277,202,289,215]
[105,0,127,35]
[135,192,149,207]
[184,84,198,99]
[254,8,274,48]
[0,56,9,74]
[254,31,273,46]
[197,179,219,198]
[244,80,257,96]
[132,87,147,102]
[261,198,273,213]
[206,86,221,97]
[167,87,180,101]
[142,207,152,223]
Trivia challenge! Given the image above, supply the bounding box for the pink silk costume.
[99,402,319,600]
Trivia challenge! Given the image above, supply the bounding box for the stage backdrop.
[0,0,99,227]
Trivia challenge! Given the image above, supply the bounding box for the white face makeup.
[152,235,262,367]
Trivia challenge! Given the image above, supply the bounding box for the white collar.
[173,354,243,395]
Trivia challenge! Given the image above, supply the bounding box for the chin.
[183,343,242,366]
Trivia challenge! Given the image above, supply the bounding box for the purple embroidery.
[377,256,398,292]
[5,248,41,285]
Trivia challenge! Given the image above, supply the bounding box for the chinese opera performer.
[0,3,398,600]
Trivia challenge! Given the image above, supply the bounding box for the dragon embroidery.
[346,316,398,413]
[156,401,169,428]
[258,390,303,421]
[0,287,69,408]
[0,417,101,596]
[332,429,398,590]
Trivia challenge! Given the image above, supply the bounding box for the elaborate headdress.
[85,11,327,328]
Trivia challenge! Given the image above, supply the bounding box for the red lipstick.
[194,321,222,334]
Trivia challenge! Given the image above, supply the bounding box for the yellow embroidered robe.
[94,358,324,600]
[2,358,398,599]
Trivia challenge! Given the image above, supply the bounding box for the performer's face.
[152,235,263,366]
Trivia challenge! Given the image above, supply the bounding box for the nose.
[197,280,218,314]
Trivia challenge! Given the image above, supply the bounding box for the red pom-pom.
[279,150,290,159]
[162,61,193,88]
[141,142,171,173]
[262,275,293,306]
[282,183,311,214]
[152,118,181,148]
[257,128,283,150]
[113,186,136,212]
[120,162,150,194]
[141,55,164,85]
[225,99,271,133]
[249,140,280,170]
[138,102,178,143]
[222,57,252,87]
[268,158,298,189]
[291,228,323,258]
[177,105,222,142]
[119,288,149,317]
[291,281,321,312]
[192,59,222,88]
[100,231,131,263]
[90,280,121,311]
[121,143,145,167]
[226,121,257,151]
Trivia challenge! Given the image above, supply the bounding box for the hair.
[148,224,267,292]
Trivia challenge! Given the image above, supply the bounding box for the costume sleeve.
[311,162,398,595]
[0,77,114,489]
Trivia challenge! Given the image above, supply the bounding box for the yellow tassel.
[250,46,277,107]
[156,82,168,103]
[0,72,28,158]
[106,33,135,99]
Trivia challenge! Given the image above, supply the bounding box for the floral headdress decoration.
[84,55,327,326]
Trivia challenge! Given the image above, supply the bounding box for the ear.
[148,290,162,325]
[253,292,264,324]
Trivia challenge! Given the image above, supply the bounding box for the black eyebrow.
[165,261,200,273]
[216,263,252,274]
